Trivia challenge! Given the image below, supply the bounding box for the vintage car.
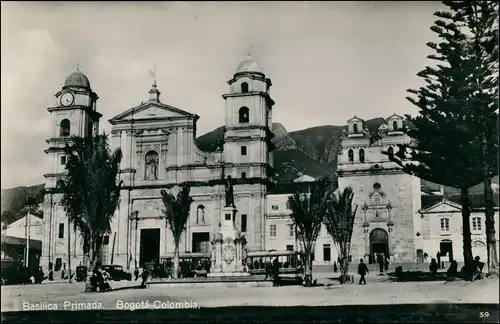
[101,265,132,281]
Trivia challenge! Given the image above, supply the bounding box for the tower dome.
[63,69,91,90]
[235,55,263,74]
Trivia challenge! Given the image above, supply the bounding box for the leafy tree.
[288,177,334,286]
[454,0,499,276]
[384,2,492,272]
[58,134,123,272]
[323,186,357,284]
[161,186,193,278]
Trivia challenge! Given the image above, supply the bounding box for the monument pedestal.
[209,206,249,277]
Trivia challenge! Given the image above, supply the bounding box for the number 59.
[480,312,490,318]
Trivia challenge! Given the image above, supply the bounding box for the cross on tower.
[75,61,80,70]
[148,65,157,87]
[248,45,253,57]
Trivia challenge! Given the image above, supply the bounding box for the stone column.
[387,221,394,257]
[213,233,223,273]
[363,222,370,259]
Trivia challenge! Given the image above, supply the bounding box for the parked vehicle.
[75,265,88,282]
[101,265,132,281]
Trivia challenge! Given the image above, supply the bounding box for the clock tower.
[40,67,102,272]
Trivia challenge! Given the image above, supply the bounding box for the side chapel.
[337,114,422,263]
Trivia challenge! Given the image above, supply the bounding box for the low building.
[1,214,44,272]
[418,198,500,264]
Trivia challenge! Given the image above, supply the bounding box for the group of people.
[88,266,150,292]
[89,267,112,292]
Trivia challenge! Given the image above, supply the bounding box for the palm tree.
[161,186,193,278]
[287,177,334,286]
[58,134,122,272]
[323,186,357,284]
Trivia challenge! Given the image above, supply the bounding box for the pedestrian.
[429,258,438,276]
[140,266,150,288]
[384,256,389,271]
[436,252,441,269]
[134,267,139,281]
[357,259,369,285]
[377,254,384,273]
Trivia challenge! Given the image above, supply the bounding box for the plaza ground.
[1,271,498,322]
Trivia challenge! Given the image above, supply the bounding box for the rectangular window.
[440,218,450,232]
[472,217,482,231]
[60,156,66,165]
[241,214,247,232]
[103,235,110,245]
[241,146,247,156]
[271,205,279,211]
[311,252,315,261]
[288,224,294,237]
[323,244,331,262]
[286,245,294,251]
[58,223,64,239]
[286,201,292,210]
[270,224,276,237]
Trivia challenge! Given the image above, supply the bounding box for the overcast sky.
[1,1,444,189]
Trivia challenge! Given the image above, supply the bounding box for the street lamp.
[130,211,140,268]
[24,195,37,269]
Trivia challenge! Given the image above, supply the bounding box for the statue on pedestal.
[225,176,235,207]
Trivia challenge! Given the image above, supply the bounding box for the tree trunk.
[461,187,474,267]
[173,244,180,278]
[483,176,499,277]
[339,243,350,284]
[304,247,313,287]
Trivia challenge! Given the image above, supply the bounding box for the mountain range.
[0,118,463,225]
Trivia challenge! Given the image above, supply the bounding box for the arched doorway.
[472,240,487,262]
[416,249,424,263]
[370,228,389,264]
[439,239,453,261]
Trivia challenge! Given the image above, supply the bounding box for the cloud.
[1,1,445,189]
[1,28,67,188]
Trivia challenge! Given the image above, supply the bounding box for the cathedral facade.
[41,54,275,271]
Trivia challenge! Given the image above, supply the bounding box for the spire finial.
[148,65,157,87]
[248,45,253,57]
[75,61,80,71]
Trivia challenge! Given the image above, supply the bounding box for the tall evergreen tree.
[386,1,495,272]
[455,0,499,276]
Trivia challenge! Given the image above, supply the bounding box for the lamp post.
[130,211,140,268]
[386,202,393,258]
[24,196,36,269]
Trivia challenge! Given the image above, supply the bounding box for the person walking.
[357,259,369,285]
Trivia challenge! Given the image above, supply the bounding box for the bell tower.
[220,49,276,251]
[41,67,102,272]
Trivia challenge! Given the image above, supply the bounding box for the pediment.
[347,115,364,123]
[386,113,404,121]
[421,199,462,213]
[109,102,195,124]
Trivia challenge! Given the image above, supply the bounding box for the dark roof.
[1,235,42,251]
[421,193,499,210]
[268,181,314,195]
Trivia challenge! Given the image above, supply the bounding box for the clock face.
[60,92,74,107]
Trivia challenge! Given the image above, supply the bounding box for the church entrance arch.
[370,228,389,264]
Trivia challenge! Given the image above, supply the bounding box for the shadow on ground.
[1,304,498,323]
[386,271,461,282]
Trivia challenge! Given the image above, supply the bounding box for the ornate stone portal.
[209,206,249,277]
